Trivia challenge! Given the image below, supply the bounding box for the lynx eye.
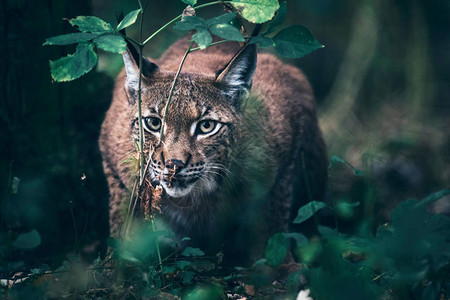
[143,117,161,132]
[197,120,217,134]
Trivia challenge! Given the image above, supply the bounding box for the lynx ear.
[215,44,257,103]
[123,44,159,104]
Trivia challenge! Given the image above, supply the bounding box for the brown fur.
[99,39,327,265]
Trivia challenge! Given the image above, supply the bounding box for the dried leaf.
[182,5,196,18]
[152,185,163,214]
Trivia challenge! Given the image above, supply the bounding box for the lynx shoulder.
[99,39,327,265]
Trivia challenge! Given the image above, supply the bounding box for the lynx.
[99,38,327,265]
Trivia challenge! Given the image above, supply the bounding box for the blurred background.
[0,0,449,271]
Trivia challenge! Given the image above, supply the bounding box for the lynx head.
[122,44,257,199]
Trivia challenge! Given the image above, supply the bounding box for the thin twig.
[151,218,164,286]
[142,1,223,46]
[69,200,80,252]
[137,23,145,181]
[190,39,233,52]
[124,179,139,238]
[158,41,195,144]
[121,35,143,48]
[137,0,143,11]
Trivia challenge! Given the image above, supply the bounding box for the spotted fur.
[99,39,328,265]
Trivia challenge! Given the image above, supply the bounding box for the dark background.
[1,0,449,271]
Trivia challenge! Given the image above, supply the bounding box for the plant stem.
[124,179,139,238]
[137,0,143,11]
[69,200,80,252]
[193,1,223,10]
[121,35,143,48]
[151,218,164,285]
[143,14,181,46]
[126,4,145,240]
[159,41,195,144]
[137,43,145,180]
[142,1,223,46]
[190,39,231,52]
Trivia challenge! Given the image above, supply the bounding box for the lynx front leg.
[267,160,297,235]
[101,159,129,237]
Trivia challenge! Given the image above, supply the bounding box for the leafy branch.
[43,0,323,82]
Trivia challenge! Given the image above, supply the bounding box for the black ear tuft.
[122,42,159,105]
[215,44,257,102]
[123,43,159,82]
[124,42,159,78]
[117,13,159,105]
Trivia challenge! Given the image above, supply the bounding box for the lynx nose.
[165,159,185,171]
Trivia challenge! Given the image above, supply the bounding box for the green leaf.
[206,12,237,26]
[209,24,244,41]
[175,260,192,270]
[30,264,50,275]
[192,29,212,49]
[13,229,41,249]
[252,258,267,267]
[119,250,140,263]
[43,32,100,46]
[285,232,308,247]
[317,225,339,238]
[336,200,360,218]
[181,247,205,257]
[264,1,287,35]
[94,34,127,53]
[181,0,197,5]
[265,233,288,267]
[180,271,195,284]
[174,16,207,31]
[185,285,224,300]
[329,155,346,165]
[170,288,181,296]
[117,9,141,31]
[49,42,98,82]
[230,0,280,24]
[286,271,301,295]
[293,201,328,224]
[176,14,243,45]
[162,266,177,274]
[249,35,274,48]
[416,189,450,207]
[273,25,323,58]
[69,16,113,33]
[328,155,363,176]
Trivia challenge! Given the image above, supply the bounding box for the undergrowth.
[2,156,449,299]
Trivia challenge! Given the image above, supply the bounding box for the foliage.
[174,13,245,49]
[43,0,322,82]
[293,201,328,224]
[3,156,448,298]
[229,0,279,24]
[48,43,99,82]
[12,229,41,250]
